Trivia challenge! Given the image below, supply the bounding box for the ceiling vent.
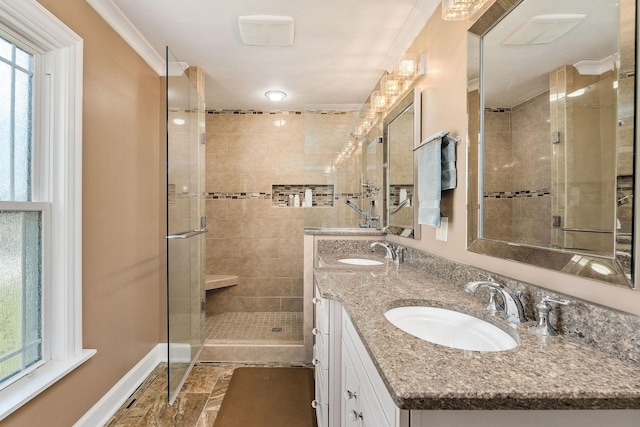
[502,14,586,46]
[238,15,295,47]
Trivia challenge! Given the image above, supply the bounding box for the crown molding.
[86,0,164,75]
[379,0,439,72]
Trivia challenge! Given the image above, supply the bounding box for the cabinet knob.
[312,327,321,336]
[312,297,321,304]
[311,399,319,409]
[348,410,363,422]
[312,358,320,366]
[343,389,357,400]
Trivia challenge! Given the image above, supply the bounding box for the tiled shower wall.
[483,91,551,246]
[204,111,363,313]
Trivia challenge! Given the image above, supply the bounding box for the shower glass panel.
[551,68,617,256]
[165,47,206,404]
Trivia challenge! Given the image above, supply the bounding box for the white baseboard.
[74,343,168,427]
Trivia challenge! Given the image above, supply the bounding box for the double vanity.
[306,232,640,427]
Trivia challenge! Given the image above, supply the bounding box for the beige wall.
[388,4,640,317]
[5,0,163,425]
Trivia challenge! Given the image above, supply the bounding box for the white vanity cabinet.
[313,287,640,427]
[312,284,342,427]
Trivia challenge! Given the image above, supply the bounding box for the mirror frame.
[467,0,636,289]
[383,87,422,239]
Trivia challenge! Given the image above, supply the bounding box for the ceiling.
[475,0,618,108]
[109,0,441,111]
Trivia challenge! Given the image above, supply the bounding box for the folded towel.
[441,135,457,190]
[417,136,442,227]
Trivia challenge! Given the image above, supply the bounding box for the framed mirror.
[467,0,635,289]
[383,88,422,239]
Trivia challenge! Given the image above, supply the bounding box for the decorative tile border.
[484,107,512,113]
[207,192,270,200]
[484,189,550,199]
[337,192,365,200]
[206,188,383,206]
[206,109,359,115]
[272,185,334,207]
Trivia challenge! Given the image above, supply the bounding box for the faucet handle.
[477,273,495,282]
[485,289,503,313]
[529,296,570,336]
[540,296,569,306]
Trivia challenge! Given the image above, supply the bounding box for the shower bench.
[205,275,239,291]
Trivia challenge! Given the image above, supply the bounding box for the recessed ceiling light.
[265,90,287,101]
[172,118,185,125]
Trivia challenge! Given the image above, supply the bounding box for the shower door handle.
[165,228,208,239]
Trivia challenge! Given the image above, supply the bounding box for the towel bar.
[414,131,460,151]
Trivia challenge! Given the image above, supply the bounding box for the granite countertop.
[314,254,640,410]
[304,227,386,236]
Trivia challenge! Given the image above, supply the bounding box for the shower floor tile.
[206,312,303,344]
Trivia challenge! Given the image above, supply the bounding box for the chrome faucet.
[371,241,397,262]
[390,198,411,216]
[465,280,527,323]
[345,199,379,228]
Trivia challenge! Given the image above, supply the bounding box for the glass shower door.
[165,47,206,404]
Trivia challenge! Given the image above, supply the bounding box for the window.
[0,0,95,420]
[0,33,44,387]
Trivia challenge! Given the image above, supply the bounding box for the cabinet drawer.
[313,286,330,334]
[313,332,329,369]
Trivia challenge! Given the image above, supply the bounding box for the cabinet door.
[342,336,391,427]
[342,339,363,427]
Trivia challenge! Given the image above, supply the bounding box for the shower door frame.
[165,46,207,405]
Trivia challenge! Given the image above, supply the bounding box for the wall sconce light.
[265,90,287,101]
[380,73,400,97]
[398,53,417,78]
[351,51,425,140]
[441,0,489,21]
[371,90,387,111]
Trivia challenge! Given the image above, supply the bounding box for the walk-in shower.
[197,110,376,364]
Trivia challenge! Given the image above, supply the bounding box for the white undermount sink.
[384,306,517,352]
[338,258,384,266]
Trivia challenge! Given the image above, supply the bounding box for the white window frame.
[0,0,95,420]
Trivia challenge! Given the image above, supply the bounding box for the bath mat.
[213,367,316,427]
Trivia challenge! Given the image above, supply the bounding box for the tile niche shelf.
[272,184,334,207]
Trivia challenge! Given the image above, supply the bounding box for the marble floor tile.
[107,363,304,427]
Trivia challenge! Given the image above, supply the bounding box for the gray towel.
[417,136,442,227]
[417,131,458,228]
[441,135,457,190]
